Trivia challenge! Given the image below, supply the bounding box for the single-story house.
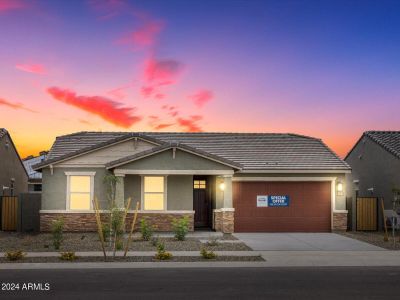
[0,128,28,197]
[33,131,350,233]
[345,131,400,230]
[23,151,48,193]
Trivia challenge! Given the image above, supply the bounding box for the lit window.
[144,176,165,210]
[69,176,91,210]
[194,180,206,189]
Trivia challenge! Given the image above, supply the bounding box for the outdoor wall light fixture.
[219,182,226,191]
[337,181,344,196]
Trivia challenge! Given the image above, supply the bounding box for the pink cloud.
[177,115,203,132]
[0,0,26,12]
[144,58,184,84]
[15,64,46,75]
[107,83,134,100]
[47,87,141,128]
[79,119,92,125]
[154,123,173,130]
[161,104,179,117]
[189,89,213,108]
[0,98,36,113]
[118,20,164,49]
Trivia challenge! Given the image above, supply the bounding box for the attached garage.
[233,181,332,232]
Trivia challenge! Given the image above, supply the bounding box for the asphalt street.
[0,267,399,299]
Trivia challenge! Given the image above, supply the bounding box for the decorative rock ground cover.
[0,255,264,263]
[337,231,400,250]
[0,232,250,252]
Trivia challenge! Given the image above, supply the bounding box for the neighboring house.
[0,128,28,197]
[33,131,350,233]
[345,131,400,230]
[23,151,48,193]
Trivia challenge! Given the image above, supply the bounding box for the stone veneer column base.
[40,211,194,232]
[333,211,348,231]
[213,208,234,233]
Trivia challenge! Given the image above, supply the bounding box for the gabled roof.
[106,143,243,170]
[345,131,400,160]
[0,128,28,177]
[33,133,165,170]
[35,131,350,172]
[23,152,48,180]
[0,128,7,139]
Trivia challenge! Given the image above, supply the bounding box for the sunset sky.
[1,0,399,159]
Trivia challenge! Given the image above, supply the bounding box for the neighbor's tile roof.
[23,153,48,179]
[39,131,349,171]
[363,131,400,159]
[0,128,7,139]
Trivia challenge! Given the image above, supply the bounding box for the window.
[66,173,95,210]
[194,180,206,189]
[143,176,165,210]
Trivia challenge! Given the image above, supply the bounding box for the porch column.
[115,174,125,208]
[223,175,233,208]
[214,175,235,234]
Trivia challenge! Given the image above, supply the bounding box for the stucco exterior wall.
[116,149,233,171]
[346,137,400,229]
[124,175,141,206]
[41,167,110,210]
[0,133,28,196]
[167,175,193,210]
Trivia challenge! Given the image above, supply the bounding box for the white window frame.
[65,172,96,211]
[141,175,168,211]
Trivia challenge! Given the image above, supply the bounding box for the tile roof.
[105,143,242,169]
[364,131,400,159]
[36,131,349,171]
[0,128,7,139]
[23,153,48,180]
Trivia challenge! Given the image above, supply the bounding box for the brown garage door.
[233,181,331,232]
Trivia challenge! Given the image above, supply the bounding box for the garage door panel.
[233,181,331,232]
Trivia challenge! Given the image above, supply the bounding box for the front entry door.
[193,178,210,228]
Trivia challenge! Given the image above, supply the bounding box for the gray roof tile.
[364,131,400,159]
[37,131,349,171]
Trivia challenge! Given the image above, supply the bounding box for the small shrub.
[154,242,173,260]
[200,248,217,259]
[116,240,124,250]
[59,252,78,261]
[151,235,160,247]
[101,223,111,241]
[51,217,64,250]
[171,216,190,241]
[140,219,153,241]
[207,236,219,246]
[5,250,26,261]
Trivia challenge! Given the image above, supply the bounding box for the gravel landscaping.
[0,255,264,263]
[336,231,400,250]
[0,232,250,252]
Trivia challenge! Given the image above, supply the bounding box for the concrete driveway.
[233,233,384,251]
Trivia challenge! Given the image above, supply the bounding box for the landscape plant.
[5,250,26,261]
[206,236,219,246]
[59,252,78,261]
[154,242,173,260]
[140,219,154,241]
[51,217,64,250]
[171,216,190,241]
[200,248,217,259]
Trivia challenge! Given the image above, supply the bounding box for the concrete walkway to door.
[233,233,384,251]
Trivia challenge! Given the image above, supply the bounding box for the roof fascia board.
[237,169,351,174]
